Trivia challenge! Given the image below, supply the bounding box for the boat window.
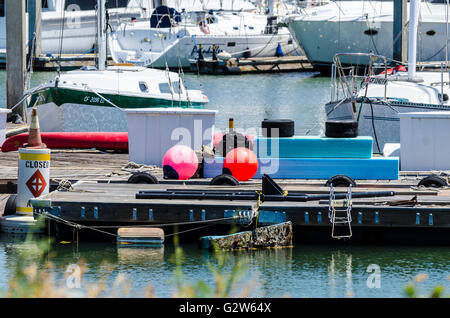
[227,42,236,47]
[42,0,49,9]
[65,0,129,11]
[426,30,436,36]
[139,81,149,93]
[172,81,182,95]
[159,83,172,94]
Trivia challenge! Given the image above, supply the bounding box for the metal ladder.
[328,184,353,239]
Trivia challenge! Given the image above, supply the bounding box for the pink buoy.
[223,147,258,181]
[163,145,199,180]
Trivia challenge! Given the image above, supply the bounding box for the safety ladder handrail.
[328,184,353,239]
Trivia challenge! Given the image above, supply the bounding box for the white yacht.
[109,6,299,68]
[326,0,450,153]
[287,0,450,73]
[0,0,152,56]
[25,0,208,132]
[0,0,258,58]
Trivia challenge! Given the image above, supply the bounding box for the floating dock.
[190,56,314,74]
[0,53,314,73]
[31,54,116,72]
[27,178,450,245]
[1,149,450,245]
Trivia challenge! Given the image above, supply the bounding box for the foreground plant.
[170,232,256,298]
[404,273,449,298]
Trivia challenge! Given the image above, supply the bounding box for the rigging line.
[164,223,221,238]
[57,0,67,76]
[25,33,36,94]
[10,84,48,112]
[446,0,449,71]
[250,32,277,58]
[305,98,348,136]
[83,84,125,112]
[39,211,118,237]
[365,16,379,55]
[90,216,242,229]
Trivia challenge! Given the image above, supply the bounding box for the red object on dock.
[1,132,129,152]
[223,147,259,181]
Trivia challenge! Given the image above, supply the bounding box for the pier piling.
[6,0,26,119]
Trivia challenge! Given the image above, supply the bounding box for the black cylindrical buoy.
[262,119,295,138]
[325,120,358,138]
[216,132,252,157]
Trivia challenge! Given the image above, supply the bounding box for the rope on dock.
[36,210,254,239]
[91,215,252,230]
[37,210,117,238]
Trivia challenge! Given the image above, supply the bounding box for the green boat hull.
[28,86,206,109]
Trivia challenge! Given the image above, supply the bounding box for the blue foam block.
[254,136,373,158]
[203,157,399,180]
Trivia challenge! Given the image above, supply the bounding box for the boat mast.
[408,0,422,80]
[97,0,107,71]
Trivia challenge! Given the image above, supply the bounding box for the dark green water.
[0,235,448,298]
[0,71,449,297]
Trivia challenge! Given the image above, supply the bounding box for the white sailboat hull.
[288,1,450,71]
[326,99,450,153]
[28,102,128,132]
[112,32,297,68]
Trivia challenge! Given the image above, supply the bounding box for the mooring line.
[38,211,117,238]
[36,211,254,239]
[90,216,244,229]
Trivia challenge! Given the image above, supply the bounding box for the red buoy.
[223,147,258,181]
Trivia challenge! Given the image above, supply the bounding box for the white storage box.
[0,108,11,147]
[399,111,450,171]
[125,108,217,166]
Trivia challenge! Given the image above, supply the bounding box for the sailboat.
[24,0,208,132]
[325,0,450,153]
[109,4,299,68]
[287,0,450,74]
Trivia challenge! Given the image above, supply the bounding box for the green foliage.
[404,274,448,298]
[170,234,252,298]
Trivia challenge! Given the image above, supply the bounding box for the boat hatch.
[139,81,149,93]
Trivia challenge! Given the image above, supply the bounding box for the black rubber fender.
[325,120,358,138]
[3,194,17,216]
[210,174,240,186]
[216,132,252,157]
[325,175,357,188]
[127,172,159,184]
[261,119,295,138]
[418,175,448,188]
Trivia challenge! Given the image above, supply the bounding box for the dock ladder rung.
[328,184,353,239]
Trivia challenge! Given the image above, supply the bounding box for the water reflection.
[117,246,165,266]
[0,237,449,297]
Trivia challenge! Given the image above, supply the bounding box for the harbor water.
[0,71,449,298]
[0,236,449,298]
[0,70,329,136]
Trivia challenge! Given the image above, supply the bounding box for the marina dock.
[1,54,314,73]
[2,149,449,244]
[190,55,314,74]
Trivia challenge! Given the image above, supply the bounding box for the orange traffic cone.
[24,107,46,149]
